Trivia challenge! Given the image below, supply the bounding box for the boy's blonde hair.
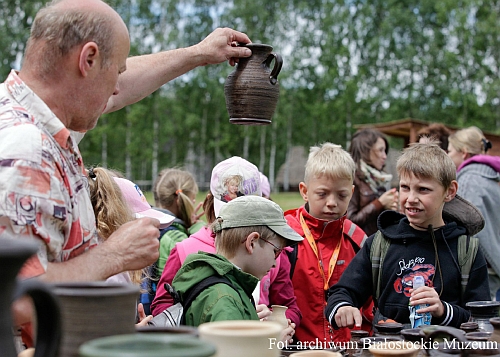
[154,168,198,227]
[448,126,489,155]
[211,223,280,259]
[304,142,356,183]
[396,142,456,189]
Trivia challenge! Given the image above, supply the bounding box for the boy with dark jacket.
[325,142,490,330]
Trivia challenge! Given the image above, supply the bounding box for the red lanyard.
[300,213,343,291]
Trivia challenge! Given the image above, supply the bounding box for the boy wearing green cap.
[172,195,303,332]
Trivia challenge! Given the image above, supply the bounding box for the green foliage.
[3,0,500,184]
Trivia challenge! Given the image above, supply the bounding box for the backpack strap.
[457,234,479,298]
[343,220,368,253]
[180,275,242,324]
[286,245,299,279]
[370,230,391,303]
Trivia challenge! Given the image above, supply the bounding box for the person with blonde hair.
[284,143,370,343]
[327,142,489,330]
[88,167,174,324]
[138,168,205,315]
[448,126,500,300]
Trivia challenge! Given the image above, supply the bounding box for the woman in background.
[448,126,500,300]
[348,129,399,236]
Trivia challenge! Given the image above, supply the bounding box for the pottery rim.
[198,320,282,337]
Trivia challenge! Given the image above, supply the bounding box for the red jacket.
[285,205,371,343]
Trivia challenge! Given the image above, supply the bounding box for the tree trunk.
[101,117,107,168]
[259,126,267,173]
[125,108,131,178]
[269,120,277,191]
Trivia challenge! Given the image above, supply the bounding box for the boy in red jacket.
[285,143,372,344]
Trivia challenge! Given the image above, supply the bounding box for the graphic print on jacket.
[394,261,434,297]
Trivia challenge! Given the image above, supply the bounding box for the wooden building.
[355,118,500,156]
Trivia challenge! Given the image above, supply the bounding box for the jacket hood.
[377,210,467,241]
[457,154,500,174]
[172,252,258,299]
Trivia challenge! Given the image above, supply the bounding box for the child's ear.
[444,180,458,202]
[244,232,260,254]
[299,182,308,202]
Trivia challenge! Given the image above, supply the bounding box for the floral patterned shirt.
[0,70,98,278]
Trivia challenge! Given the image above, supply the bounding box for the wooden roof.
[355,118,500,156]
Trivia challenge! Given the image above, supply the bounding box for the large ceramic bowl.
[79,334,216,357]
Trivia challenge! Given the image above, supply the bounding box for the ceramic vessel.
[198,320,281,357]
[467,301,500,333]
[52,282,139,357]
[135,325,198,337]
[368,341,420,357]
[424,326,500,357]
[466,331,492,341]
[461,322,480,333]
[400,328,425,342]
[0,238,61,357]
[79,334,216,357]
[490,317,500,345]
[267,305,289,328]
[374,322,404,339]
[224,43,283,125]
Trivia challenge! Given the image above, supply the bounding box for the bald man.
[0,0,251,335]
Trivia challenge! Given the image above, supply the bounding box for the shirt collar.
[5,70,72,149]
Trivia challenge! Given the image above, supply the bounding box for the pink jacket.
[150,226,302,326]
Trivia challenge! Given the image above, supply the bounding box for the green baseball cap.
[212,195,303,245]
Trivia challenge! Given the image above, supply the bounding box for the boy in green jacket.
[172,195,303,334]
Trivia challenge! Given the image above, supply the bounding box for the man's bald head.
[24,0,128,77]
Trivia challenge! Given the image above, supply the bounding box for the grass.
[144,191,304,214]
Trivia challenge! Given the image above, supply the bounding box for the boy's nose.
[326,196,338,207]
[408,191,419,202]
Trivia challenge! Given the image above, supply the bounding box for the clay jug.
[224,43,283,125]
[267,305,289,328]
[52,282,139,357]
[0,238,61,357]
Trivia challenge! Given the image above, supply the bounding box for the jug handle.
[14,279,61,357]
[265,53,283,85]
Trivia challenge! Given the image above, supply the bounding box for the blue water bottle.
[410,275,432,328]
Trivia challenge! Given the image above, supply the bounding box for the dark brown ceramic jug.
[52,282,139,357]
[0,238,61,357]
[224,43,283,125]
